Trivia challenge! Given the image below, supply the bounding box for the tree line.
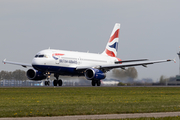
[0,70,27,80]
[0,68,138,81]
[0,68,168,83]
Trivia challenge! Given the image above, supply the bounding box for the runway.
[1,112,180,120]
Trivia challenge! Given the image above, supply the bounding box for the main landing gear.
[53,79,63,86]
[91,80,101,86]
[53,74,63,86]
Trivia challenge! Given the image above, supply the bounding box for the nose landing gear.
[44,72,51,86]
[44,73,63,86]
[45,81,50,86]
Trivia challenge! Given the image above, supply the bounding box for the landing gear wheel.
[47,81,50,86]
[54,74,63,86]
[45,81,50,86]
[92,81,96,86]
[53,80,58,86]
[58,80,63,86]
[45,81,47,86]
[97,80,101,86]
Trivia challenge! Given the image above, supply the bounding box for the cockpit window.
[39,55,44,58]
[35,54,48,58]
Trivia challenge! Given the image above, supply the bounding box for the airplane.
[2,23,174,86]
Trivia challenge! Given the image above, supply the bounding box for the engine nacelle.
[84,68,106,80]
[26,69,46,80]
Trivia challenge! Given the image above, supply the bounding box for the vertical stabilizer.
[102,23,120,57]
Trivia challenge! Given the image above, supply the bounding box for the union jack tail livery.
[102,23,120,57]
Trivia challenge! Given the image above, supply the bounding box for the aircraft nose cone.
[32,58,43,66]
[32,58,38,65]
[32,58,44,71]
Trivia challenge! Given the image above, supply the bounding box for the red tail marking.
[109,29,119,43]
[105,49,116,57]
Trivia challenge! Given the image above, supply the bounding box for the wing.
[76,59,173,71]
[114,59,148,64]
[2,59,32,68]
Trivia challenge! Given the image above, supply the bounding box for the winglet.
[173,58,176,63]
[166,59,176,63]
[3,59,6,64]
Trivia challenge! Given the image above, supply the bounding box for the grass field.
[1,87,180,117]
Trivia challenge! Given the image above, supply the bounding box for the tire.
[97,80,101,86]
[91,81,96,86]
[53,80,58,86]
[47,81,50,86]
[45,81,47,86]
[58,80,63,86]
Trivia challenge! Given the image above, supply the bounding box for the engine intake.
[85,68,106,80]
[26,69,46,80]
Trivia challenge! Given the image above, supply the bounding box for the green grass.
[1,87,180,117]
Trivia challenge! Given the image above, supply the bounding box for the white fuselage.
[32,49,118,75]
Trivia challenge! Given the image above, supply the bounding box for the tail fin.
[102,23,120,57]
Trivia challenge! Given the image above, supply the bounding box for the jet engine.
[84,68,106,80]
[26,69,46,80]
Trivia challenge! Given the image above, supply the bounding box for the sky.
[0,0,180,81]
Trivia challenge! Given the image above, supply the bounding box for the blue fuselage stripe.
[32,65,83,76]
